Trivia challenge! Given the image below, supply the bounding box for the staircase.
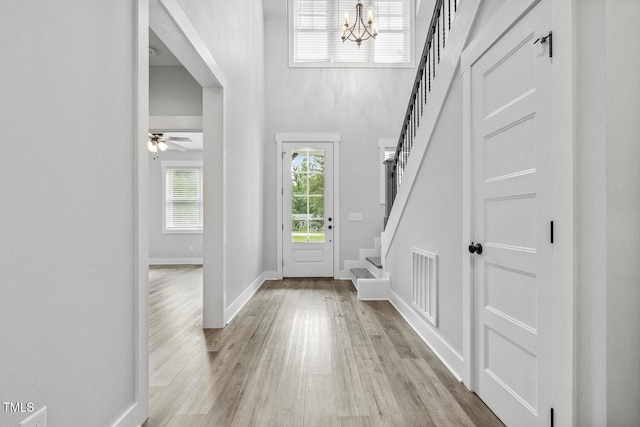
[344,237,390,300]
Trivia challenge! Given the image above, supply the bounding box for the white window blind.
[164,164,203,232]
[292,0,412,66]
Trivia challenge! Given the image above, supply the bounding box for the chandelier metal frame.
[341,1,378,47]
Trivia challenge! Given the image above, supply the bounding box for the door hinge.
[282,224,284,231]
[550,220,554,244]
[534,31,553,58]
[550,407,554,427]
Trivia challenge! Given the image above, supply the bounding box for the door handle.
[468,242,483,254]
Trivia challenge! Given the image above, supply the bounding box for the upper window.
[290,0,413,67]
[162,161,203,233]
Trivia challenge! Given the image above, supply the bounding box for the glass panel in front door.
[291,149,325,243]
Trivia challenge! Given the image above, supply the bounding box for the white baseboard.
[149,257,203,265]
[264,270,280,280]
[357,279,390,300]
[111,402,146,427]
[224,272,267,324]
[389,289,464,381]
[337,269,354,280]
[340,260,362,280]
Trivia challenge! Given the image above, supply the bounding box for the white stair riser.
[356,279,390,300]
[367,264,383,279]
[359,248,380,261]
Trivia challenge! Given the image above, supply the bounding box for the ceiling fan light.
[148,140,158,153]
[157,141,168,151]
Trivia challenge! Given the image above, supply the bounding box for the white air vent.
[412,248,438,326]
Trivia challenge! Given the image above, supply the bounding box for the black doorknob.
[468,242,483,254]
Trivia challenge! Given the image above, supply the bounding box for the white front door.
[282,142,334,277]
[470,1,554,426]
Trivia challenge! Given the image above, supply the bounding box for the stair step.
[366,256,382,269]
[351,268,375,279]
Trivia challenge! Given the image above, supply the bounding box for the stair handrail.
[385,0,459,228]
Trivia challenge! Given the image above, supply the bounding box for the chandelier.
[341,1,378,47]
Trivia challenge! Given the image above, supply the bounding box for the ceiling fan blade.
[166,141,188,152]
[166,136,192,142]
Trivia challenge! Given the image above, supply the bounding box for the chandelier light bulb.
[148,140,158,153]
[158,141,168,151]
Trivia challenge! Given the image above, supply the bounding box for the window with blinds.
[290,0,413,67]
[163,162,203,233]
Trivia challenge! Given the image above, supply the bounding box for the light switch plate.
[20,406,47,427]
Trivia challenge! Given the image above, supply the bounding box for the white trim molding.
[411,248,438,327]
[389,289,464,381]
[149,258,203,265]
[127,1,150,426]
[161,160,204,234]
[224,272,268,324]
[263,271,280,280]
[151,0,227,88]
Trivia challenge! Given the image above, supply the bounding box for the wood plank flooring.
[145,266,504,427]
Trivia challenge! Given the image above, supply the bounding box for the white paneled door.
[470,1,554,426]
[282,142,334,277]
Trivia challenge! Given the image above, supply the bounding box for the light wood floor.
[145,265,504,427]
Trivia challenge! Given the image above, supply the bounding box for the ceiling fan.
[148,133,191,157]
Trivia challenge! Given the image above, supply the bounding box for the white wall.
[0,1,140,426]
[575,0,607,423]
[467,0,506,40]
[149,149,204,263]
[176,0,266,307]
[382,0,505,379]
[603,0,640,423]
[262,18,419,274]
[150,65,203,116]
[576,1,640,424]
[386,74,464,357]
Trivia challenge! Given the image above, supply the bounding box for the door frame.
[461,0,575,423]
[276,133,340,279]
[147,0,228,329]
[130,0,228,424]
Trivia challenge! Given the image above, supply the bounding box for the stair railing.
[384,0,459,228]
